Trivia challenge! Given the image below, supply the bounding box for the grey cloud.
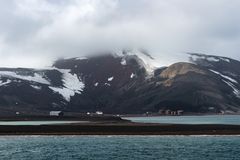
[0,0,239,68]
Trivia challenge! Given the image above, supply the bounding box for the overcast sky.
[0,0,240,68]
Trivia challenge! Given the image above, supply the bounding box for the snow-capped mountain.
[0,50,240,115]
[188,53,240,99]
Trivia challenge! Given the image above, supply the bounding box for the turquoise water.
[0,136,239,160]
[0,121,86,125]
[125,115,240,125]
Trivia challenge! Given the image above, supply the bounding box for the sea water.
[0,136,239,160]
[125,115,240,125]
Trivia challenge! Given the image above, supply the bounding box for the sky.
[0,0,240,68]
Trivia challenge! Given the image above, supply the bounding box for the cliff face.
[0,51,239,115]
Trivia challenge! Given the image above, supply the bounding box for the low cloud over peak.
[0,0,240,68]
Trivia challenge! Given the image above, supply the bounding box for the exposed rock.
[0,51,239,115]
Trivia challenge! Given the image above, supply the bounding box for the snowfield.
[0,69,85,102]
[49,69,85,101]
[115,49,161,76]
[0,71,50,84]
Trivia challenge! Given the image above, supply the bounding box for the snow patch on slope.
[220,58,230,63]
[223,80,240,98]
[75,57,88,60]
[49,86,76,101]
[0,71,50,84]
[130,73,135,79]
[116,49,161,75]
[60,69,84,92]
[31,85,42,90]
[104,83,111,86]
[209,70,238,84]
[209,69,240,98]
[0,79,11,86]
[206,57,220,62]
[120,59,127,65]
[49,69,84,101]
[189,53,231,63]
[108,76,114,81]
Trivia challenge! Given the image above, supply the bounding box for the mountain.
[0,50,239,115]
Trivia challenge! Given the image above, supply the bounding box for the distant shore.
[0,115,239,135]
[0,115,126,122]
[0,113,239,121]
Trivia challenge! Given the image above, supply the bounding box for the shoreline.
[0,114,239,121]
[0,123,239,135]
[122,114,240,118]
[0,115,239,136]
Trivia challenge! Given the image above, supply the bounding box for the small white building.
[96,111,103,115]
[50,111,64,116]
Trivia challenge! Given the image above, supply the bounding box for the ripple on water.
[0,136,239,160]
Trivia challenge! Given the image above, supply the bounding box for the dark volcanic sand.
[0,116,239,135]
[0,123,239,135]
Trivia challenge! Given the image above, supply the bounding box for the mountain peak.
[0,52,240,115]
[113,49,161,75]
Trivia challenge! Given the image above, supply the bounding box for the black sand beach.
[0,116,239,135]
[0,123,239,135]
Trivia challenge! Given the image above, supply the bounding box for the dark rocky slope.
[0,51,239,115]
